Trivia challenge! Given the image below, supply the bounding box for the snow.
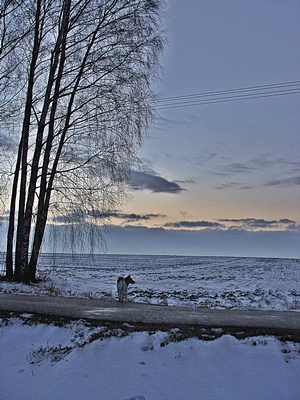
[1,316,300,400]
[1,254,300,311]
[1,254,300,399]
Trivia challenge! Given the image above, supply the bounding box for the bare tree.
[0,0,165,282]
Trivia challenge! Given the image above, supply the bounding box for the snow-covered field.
[1,254,300,399]
[1,253,300,311]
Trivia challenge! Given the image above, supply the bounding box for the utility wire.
[157,80,300,102]
[155,80,300,110]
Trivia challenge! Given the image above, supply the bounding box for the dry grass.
[1,310,300,344]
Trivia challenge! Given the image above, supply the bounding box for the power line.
[157,80,300,102]
[157,88,300,109]
[155,80,300,110]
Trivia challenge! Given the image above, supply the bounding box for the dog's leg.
[118,285,124,301]
[118,287,122,302]
[117,279,124,301]
[124,283,128,301]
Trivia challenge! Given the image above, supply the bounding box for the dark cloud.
[190,153,217,167]
[175,178,195,185]
[53,210,106,222]
[107,212,166,222]
[279,218,296,224]
[214,163,256,177]
[214,157,300,188]
[220,218,275,226]
[49,212,300,234]
[213,181,254,190]
[239,185,254,190]
[161,218,299,232]
[52,210,165,224]
[224,163,256,174]
[52,212,85,224]
[265,176,300,187]
[129,170,185,194]
[291,162,300,173]
[163,218,300,232]
[214,182,243,190]
[218,218,298,230]
[164,220,224,229]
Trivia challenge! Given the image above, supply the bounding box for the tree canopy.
[0,0,165,282]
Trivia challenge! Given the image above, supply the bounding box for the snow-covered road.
[1,293,300,330]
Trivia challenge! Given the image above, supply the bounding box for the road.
[1,293,300,330]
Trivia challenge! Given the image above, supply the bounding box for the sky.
[0,0,299,258]
[105,0,300,258]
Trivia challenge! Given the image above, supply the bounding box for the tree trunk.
[29,215,46,282]
[14,0,42,283]
[5,137,23,280]
[28,0,71,282]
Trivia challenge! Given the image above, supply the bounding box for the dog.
[117,275,135,302]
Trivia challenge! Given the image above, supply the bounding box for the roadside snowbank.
[1,316,300,400]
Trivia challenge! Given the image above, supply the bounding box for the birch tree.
[0,0,165,282]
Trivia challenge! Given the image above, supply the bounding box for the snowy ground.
[1,254,300,399]
[1,254,300,311]
[0,314,300,400]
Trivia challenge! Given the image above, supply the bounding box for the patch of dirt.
[1,310,300,344]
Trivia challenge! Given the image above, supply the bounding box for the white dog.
[117,275,135,302]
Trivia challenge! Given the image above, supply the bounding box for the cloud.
[162,217,300,232]
[265,175,300,187]
[129,170,185,194]
[279,218,296,224]
[106,212,166,222]
[213,162,256,177]
[214,182,253,190]
[218,218,299,230]
[189,152,217,167]
[45,210,300,233]
[52,211,86,224]
[164,220,225,229]
[220,218,276,228]
[51,209,166,224]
